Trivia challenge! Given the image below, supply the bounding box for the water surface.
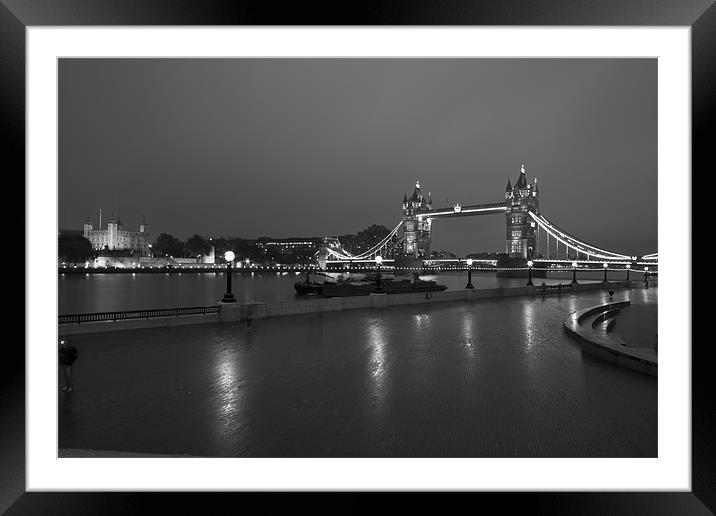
[58,269,645,314]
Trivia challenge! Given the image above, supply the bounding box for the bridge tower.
[401,180,433,259]
[505,164,540,259]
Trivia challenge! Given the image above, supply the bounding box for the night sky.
[59,58,657,256]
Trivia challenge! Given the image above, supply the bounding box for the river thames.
[58,269,648,314]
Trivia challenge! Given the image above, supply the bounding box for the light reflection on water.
[366,319,387,384]
[413,313,432,333]
[522,301,536,351]
[211,337,244,444]
[365,318,391,415]
[461,312,476,361]
[216,353,237,414]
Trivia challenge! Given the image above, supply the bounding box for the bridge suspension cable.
[325,220,404,261]
[323,247,355,260]
[529,212,631,260]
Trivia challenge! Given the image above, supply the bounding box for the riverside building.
[83,213,151,256]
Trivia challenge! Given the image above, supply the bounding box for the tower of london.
[83,213,151,256]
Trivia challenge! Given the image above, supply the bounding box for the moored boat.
[294,281,324,295]
[382,278,447,294]
[321,281,375,297]
[321,274,447,297]
[294,271,330,295]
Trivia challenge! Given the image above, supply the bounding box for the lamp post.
[602,262,609,283]
[526,260,534,286]
[221,251,237,302]
[571,261,578,284]
[465,258,474,289]
[374,255,384,293]
[644,266,649,287]
[625,263,631,281]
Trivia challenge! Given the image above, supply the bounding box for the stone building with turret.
[505,165,540,258]
[82,214,151,256]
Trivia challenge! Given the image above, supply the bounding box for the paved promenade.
[59,288,658,457]
[616,304,659,349]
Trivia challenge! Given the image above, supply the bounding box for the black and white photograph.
[3,0,713,512]
[56,57,659,458]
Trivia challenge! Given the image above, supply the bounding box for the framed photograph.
[5,0,713,513]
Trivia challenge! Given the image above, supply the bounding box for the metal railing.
[59,305,222,325]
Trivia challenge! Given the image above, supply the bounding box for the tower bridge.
[319,165,656,269]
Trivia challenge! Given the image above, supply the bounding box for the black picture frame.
[4,1,714,513]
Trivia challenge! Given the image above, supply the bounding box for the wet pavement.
[59,288,658,457]
[615,304,659,349]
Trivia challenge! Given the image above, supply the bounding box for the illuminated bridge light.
[317,199,643,267]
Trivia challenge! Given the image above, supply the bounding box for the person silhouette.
[59,338,78,392]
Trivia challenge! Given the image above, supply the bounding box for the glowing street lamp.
[644,266,650,287]
[526,260,534,286]
[571,261,578,284]
[374,255,384,293]
[602,262,609,283]
[465,258,474,289]
[221,250,237,303]
[625,263,631,281]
